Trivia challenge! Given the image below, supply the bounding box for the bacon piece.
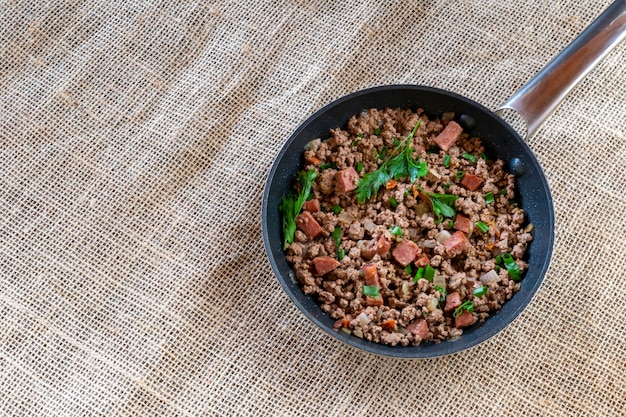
[443,231,470,258]
[295,211,324,239]
[460,173,484,191]
[453,213,471,234]
[312,256,340,276]
[433,121,463,151]
[361,233,392,260]
[365,295,384,306]
[334,167,359,193]
[381,319,397,331]
[444,292,462,313]
[407,319,429,340]
[302,199,320,213]
[454,311,477,328]
[414,253,430,267]
[392,239,421,267]
[362,264,380,286]
[362,264,383,306]
[333,317,351,329]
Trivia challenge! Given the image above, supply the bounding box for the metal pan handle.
[496,0,626,139]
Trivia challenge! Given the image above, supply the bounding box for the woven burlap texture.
[1,1,624,416]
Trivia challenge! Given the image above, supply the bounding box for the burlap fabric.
[1,1,624,416]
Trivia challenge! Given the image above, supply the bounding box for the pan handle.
[496,0,626,139]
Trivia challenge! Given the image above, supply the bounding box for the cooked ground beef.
[283,107,533,347]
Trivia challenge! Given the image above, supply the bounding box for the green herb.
[498,188,507,195]
[462,153,477,163]
[443,182,451,189]
[389,197,398,209]
[363,285,379,297]
[424,265,435,282]
[484,192,494,204]
[374,127,382,136]
[476,221,489,233]
[448,220,455,228]
[405,265,412,275]
[390,225,403,236]
[373,146,388,163]
[386,125,427,182]
[502,253,522,281]
[319,162,337,170]
[351,138,361,147]
[279,169,317,249]
[331,226,344,260]
[414,267,425,282]
[419,189,459,222]
[356,161,363,173]
[473,286,488,297]
[454,300,475,318]
[479,152,489,162]
[433,285,446,294]
[355,121,425,203]
[455,170,465,179]
[434,285,447,307]
[443,154,451,168]
[357,133,364,138]
[330,204,342,215]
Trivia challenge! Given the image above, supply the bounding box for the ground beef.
[283,107,533,347]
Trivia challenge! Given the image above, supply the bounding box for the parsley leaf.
[279,169,317,249]
[419,190,458,222]
[355,121,425,203]
[355,168,391,203]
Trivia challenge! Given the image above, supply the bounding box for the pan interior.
[262,85,555,358]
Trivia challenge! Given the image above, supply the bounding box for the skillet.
[262,1,626,358]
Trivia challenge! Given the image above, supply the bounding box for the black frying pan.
[262,2,626,358]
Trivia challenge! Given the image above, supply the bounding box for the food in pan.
[280,107,533,346]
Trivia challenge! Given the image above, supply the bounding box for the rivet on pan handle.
[497,0,626,140]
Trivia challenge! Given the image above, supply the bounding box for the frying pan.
[262,1,626,358]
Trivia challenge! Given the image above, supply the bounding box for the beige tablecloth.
[1,1,625,416]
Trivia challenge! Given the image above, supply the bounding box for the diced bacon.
[443,231,470,257]
[454,311,477,328]
[296,211,324,239]
[414,253,430,267]
[334,167,359,193]
[362,264,380,286]
[305,155,321,165]
[362,264,383,306]
[392,239,420,267]
[433,121,463,151]
[444,292,462,313]
[460,173,484,191]
[333,317,351,329]
[302,199,320,213]
[406,319,428,340]
[365,295,384,306]
[453,213,471,234]
[312,256,340,276]
[381,319,397,330]
[361,233,392,260]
